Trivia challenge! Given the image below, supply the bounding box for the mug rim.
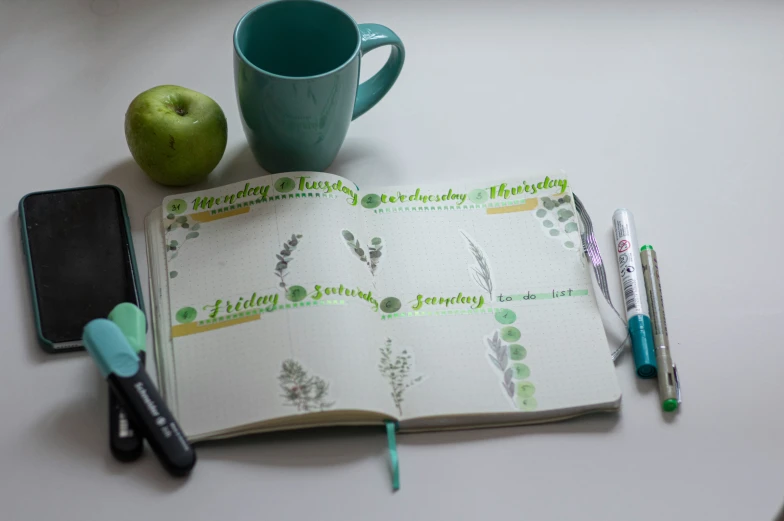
[233,0,362,81]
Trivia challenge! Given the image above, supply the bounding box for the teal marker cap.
[628,314,658,378]
[83,319,140,379]
[108,303,146,354]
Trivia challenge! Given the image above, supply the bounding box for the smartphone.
[19,185,145,353]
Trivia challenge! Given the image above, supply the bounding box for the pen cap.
[108,303,146,354]
[629,314,657,378]
[83,319,140,378]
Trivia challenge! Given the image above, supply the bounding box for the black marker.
[83,319,196,477]
[107,303,147,462]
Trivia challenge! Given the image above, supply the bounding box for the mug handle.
[352,24,405,120]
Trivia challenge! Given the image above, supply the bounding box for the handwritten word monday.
[191,182,271,211]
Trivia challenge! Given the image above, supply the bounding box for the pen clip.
[673,364,682,404]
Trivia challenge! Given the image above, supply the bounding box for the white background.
[1,0,783,520]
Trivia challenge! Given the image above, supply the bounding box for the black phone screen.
[22,186,140,345]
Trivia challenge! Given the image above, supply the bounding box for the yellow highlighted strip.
[486,198,538,215]
[172,314,259,338]
[190,207,250,223]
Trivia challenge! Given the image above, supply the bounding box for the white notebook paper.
[145,172,621,441]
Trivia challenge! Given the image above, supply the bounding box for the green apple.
[125,85,227,186]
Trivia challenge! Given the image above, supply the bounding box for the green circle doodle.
[509,344,527,361]
[495,309,517,325]
[515,395,538,411]
[512,363,530,379]
[516,381,536,397]
[175,307,197,324]
[380,297,401,313]
[275,177,295,193]
[468,188,490,204]
[361,194,381,209]
[166,199,187,215]
[287,285,307,302]
[501,326,521,342]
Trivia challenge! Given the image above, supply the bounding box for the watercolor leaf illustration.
[461,231,493,300]
[533,194,579,250]
[165,213,203,277]
[486,331,509,374]
[340,230,384,280]
[484,311,537,411]
[378,338,424,416]
[278,359,335,412]
[274,233,303,292]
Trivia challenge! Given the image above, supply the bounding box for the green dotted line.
[207,193,337,215]
[486,198,528,208]
[372,198,527,214]
[197,299,346,325]
[381,307,498,320]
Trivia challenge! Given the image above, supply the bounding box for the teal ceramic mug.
[233,0,405,173]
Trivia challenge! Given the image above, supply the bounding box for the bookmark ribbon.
[573,194,629,361]
[385,420,400,491]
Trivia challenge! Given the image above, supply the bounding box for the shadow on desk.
[400,410,620,447]
[197,411,619,470]
[198,426,385,469]
[32,377,188,492]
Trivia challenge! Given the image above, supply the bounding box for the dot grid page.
[158,172,620,438]
[365,177,621,421]
[161,173,397,438]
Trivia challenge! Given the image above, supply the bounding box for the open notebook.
[145,172,621,442]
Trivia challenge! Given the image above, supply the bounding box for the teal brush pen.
[612,209,657,378]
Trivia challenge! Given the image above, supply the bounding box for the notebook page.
[362,175,621,419]
[161,173,397,438]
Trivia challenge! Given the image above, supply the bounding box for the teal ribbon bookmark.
[385,421,400,491]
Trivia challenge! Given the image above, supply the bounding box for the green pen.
[640,245,680,412]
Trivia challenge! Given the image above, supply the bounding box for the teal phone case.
[18,185,146,354]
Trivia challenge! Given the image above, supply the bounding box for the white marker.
[612,209,657,378]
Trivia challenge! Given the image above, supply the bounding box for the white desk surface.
[2,1,783,519]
